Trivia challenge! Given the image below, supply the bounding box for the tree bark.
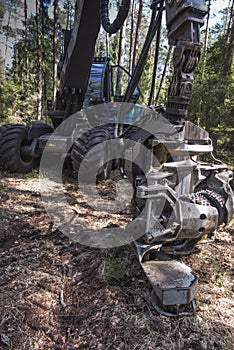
[36,0,43,120]
[131,0,143,73]
[155,46,172,102]
[128,0,135,74]
[201,0,211,80]
[3,8,12,79]
[148,8,162,106]
[53,0,58,107]
[201,0,211,128]
[24,0,29,80]
[106,32,109,56]
[217,1,234,113]
[224,1,234,75]
[66,0,72,30]
[116,20,127,95]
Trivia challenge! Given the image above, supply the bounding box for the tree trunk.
[53,0,58,107]
[224,1,234,75]
[201,0,211,128]
[155,46,172,102]
[201,0,211,80]
[116,20,126,95]
[218,1,234,111]
[3,8,12,79]
[66,0,72,30]
[131,0,143,73]
[36,0,42,120]
[128,0,135,74]
[148,8,163,106]
[24,0,29,80]
[106,32,109,56]
[41,2,48,117]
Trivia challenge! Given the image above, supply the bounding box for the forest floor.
[0,171,233,350]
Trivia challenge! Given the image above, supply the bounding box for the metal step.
[38,134,72,153]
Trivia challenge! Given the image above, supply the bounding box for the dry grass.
[0,172,233,350]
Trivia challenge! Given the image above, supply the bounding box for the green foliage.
[0,70,38,124]
[0,0,233,133]
[189,33,234,132]
[0,75,21,122]
[1,3,65,124]
[0,0,23,35]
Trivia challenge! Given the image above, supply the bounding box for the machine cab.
[84,57,140,107]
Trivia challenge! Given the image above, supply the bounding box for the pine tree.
[53,0,58,107]
[189,1,234,131]
[35,0,42,119]
[132,0,143,73]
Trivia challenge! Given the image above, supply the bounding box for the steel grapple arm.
[165,0,207,121]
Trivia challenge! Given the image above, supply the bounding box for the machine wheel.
[0,127,3,170]
[0,125,13,170]
[71,127,112,181]
[1,124,37,173]
[194,189,227,225]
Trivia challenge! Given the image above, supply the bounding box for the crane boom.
[62,0,208,122]
[62,0,100,91]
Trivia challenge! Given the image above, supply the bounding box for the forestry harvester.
[0,0,233,316]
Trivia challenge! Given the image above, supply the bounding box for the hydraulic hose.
[118,0,164,138]
[123,1,164,104]
[100,0,131,34]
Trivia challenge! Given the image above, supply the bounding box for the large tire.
[0,127,3,170]
[1,124,37,173]
[71,127,112,181]
[0,125,13,170]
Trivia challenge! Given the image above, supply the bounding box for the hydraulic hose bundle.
[100,0,131,34]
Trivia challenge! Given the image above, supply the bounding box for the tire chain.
[192,189,227,225]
